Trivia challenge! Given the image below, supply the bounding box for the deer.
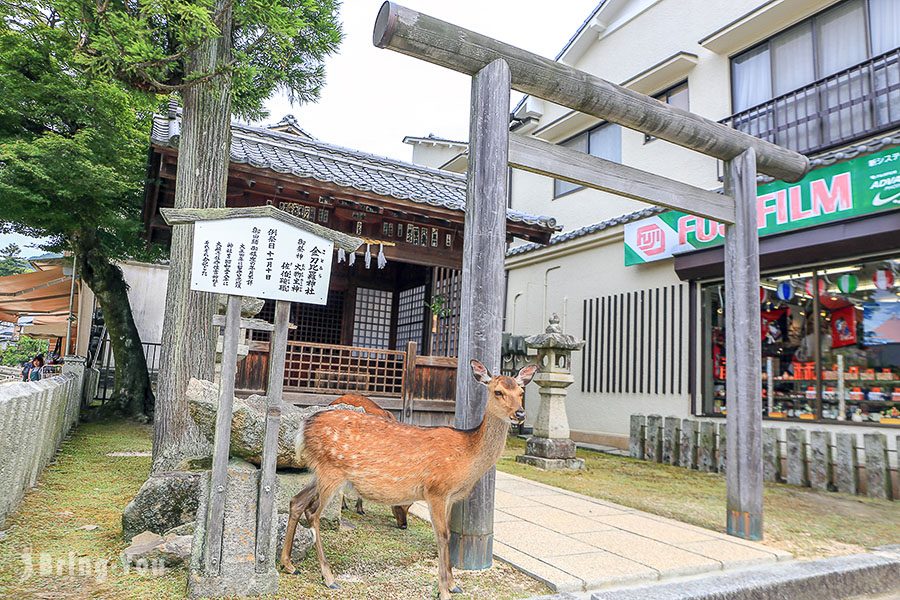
[281,359,538,600]
[328,394,410,528]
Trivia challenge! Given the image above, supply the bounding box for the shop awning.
[0,267,77,338]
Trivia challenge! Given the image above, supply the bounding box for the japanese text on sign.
[189,217,334,304]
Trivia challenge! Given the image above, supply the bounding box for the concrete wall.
[0,360,85,527]
[506,226,690,447]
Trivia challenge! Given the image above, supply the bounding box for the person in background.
[28,355,44,381]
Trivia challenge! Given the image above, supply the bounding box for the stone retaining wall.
[0,361,85,527]
[629,414,898,501]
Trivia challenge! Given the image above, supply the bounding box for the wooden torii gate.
[373,2,809,569]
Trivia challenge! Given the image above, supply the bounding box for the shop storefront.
[625,141,900,428]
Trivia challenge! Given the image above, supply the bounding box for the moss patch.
[499,437,899,558]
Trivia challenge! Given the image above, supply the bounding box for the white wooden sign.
[189,216,334,304]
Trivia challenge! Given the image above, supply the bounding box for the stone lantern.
[516,314,585,470]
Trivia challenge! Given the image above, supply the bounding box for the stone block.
[122,471,202,540]
[762,429,781,483]
[834,433,858,495]
[717,423,727,474]
[629,415,645,460]
[697,422,717,473]
[188,460,278,597]
[515,455,585,471]
[785,428,808,487]
[808,431,833,491]
[679,419,697,469]
[662,417,680,465]
[863,433,892,500]
[645,415,663,463]
[526,436,576,460]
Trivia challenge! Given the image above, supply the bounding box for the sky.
[1,0,599,257]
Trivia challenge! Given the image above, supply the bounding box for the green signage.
[624,145,900,265]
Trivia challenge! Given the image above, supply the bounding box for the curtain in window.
[732,45,774,142]
[818,0,871,144]
[772,23,818,150]
[589,124,621,163]
[870,0,900,126]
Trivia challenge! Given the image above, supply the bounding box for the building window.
[728,0,900,153]
[645,81,689,143]
[701,255,900,425]
[553,123,621,198]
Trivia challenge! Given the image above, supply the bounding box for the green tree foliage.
[55,0,342,119]
[0,336,48,367]
[0,5,159,418]
[0,244,32,276]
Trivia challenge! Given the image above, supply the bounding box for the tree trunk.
[75,236,154,419]
[152,2,234,472]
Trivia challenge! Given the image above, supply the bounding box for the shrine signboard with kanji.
[189,216,333,304]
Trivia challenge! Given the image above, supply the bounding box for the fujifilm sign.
[625,145,900,265]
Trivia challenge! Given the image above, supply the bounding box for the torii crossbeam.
[373,1,809,569]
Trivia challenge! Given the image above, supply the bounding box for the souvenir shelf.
[763,357,900,424]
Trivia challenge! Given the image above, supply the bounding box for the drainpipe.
[511,292,523,332]
[543,266,561,325]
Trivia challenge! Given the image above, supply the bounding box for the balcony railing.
[721,48,900,156]
[283,341,407,397]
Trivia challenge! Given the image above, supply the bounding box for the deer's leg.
[355,497,365,515]
[280,479,319,574]
[426,494,460,600]
[392,504,410,529]
[311,476,343,589]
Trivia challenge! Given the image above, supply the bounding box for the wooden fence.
[630,414,898,501]
[237,340,457,427]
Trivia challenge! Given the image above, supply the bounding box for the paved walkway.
[409,471,791,593]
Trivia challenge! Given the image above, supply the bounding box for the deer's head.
[470,360,538,425]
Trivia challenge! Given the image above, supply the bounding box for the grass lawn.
[498,436,899,559]
[0,421,547,600]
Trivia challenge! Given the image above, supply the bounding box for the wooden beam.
[508,134,735,224]
[724,148,763,541]
[204,294,242,574]
[449,58,510,570]
[373,2,809,183]
[255,300,290,571]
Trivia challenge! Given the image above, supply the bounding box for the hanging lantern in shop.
[804,279,825,297]
[776,281,793,301]
[836,273,858,294]
[759,286,767,303]
[873,269,895,291]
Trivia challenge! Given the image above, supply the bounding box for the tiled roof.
[507,206,663,257]
[151,112,558,232]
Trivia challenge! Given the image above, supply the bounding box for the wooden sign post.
[161,206,360,597]
[373,1,808,559]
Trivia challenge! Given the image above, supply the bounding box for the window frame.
[644,80,690,143]
[729,0,877,114]
[552,121,621,199]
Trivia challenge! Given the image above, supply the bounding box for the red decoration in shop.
[873,269,894,290]
[759,286,767,303]
[831,305,857,348]
[761,308,789,343]
[804,278,826,297]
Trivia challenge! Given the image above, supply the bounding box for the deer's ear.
[470,359,492,385]
[515,364,539,387]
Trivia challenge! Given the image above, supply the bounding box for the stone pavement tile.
[678,538,780,568]
[493,541,585,593]
[495,489,544,509]
[504,505,616,534]
[496,473,634,512]
[636,513,792,560]
[496,480,562,497]
[494,510,518,523]
[529,494,631,517]
[494,521,596,556]
[593,514,716,545]
[542,551,659,589]
[568,529,722,577]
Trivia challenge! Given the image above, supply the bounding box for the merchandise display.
[703,256,899,425]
